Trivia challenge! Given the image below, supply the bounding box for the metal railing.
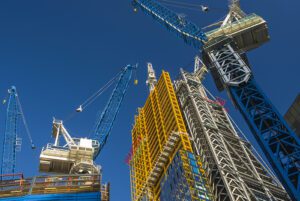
[0,174,101,198]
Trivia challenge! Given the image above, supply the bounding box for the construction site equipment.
[1,86,35,177]
[129,69,212,201]
[175,65,290,200]
[0,173,106,200]
[39,65,136,175]
[131,1,300,200]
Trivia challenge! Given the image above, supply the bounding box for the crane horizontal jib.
[133,0,206,49]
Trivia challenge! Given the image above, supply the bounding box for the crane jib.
[93,65,135,158]
[133,0,207,49]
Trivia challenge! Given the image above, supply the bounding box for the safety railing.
[0,174,101,198]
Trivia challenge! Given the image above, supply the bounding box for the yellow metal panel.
[129,71,209,201]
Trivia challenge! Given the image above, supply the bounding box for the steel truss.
[204,40,300,200]
[175,69,290,201]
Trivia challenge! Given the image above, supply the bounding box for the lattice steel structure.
[129,71,211,201]
[132,1,300,199]
[175,68,291,201]
[0,86,21,176]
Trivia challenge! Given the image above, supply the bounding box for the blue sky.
[0,0,299,200]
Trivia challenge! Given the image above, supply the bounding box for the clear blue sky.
[0,0,299,200]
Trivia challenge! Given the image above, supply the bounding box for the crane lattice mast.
[93,65,136,158]
[0,86,21,176]
[132,0,300,200]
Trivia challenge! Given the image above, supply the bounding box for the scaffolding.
[129,71,211,201]
[0,173,106,200]
[175,69,290,201]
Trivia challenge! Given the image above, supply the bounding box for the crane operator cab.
[39,119,100,175]
[204,3,269,52]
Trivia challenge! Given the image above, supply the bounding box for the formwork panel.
[129,71,211,201]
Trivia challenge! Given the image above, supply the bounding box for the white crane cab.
[39,119,100,174]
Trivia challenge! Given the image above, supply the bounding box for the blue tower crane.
[39,65,136,174]
[1,86,34,177]
[132,0,300,200]
[0,86,20,176]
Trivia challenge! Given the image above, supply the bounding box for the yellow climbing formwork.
[129,71,211,201]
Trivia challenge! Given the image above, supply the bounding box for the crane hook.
[31,143,36,150]
[201,5,209,12]
[76,105,83,113]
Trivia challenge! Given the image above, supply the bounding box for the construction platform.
[0,173,109,201]
[205,14,269,52]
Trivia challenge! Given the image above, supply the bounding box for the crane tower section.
[0,86,21,176]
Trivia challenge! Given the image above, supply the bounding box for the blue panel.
[230,78,300,201]
[0,192,101,201]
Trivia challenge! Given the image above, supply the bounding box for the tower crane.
[39,65,136,175]
[1,86,35,177]
[132,0,300,200]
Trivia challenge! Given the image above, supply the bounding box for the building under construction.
[175,67,290,201]
[129,63,291,201]
[129,68,212,201]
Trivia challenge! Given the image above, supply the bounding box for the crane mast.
[146,63,157,92]
[132,0,300,200]
[0,86,21,176]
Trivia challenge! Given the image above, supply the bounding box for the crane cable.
[158,0,226,13]
[160,2,204,12]
[16,95,36,149]
[159,0,204,8]
[63,69,124,123]
[79,70,122,111]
